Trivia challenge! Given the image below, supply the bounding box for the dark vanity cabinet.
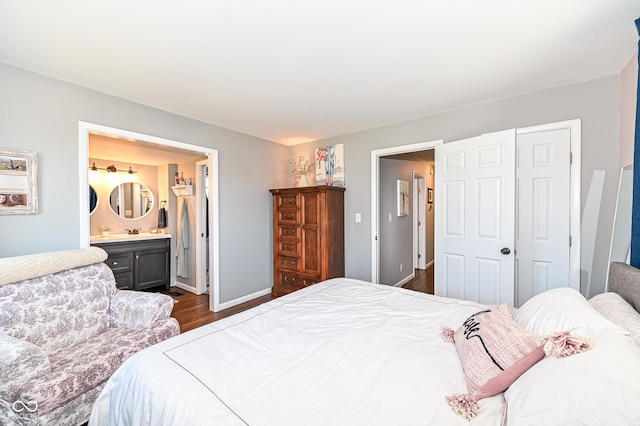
[92,238,170,290]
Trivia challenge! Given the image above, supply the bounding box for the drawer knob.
[112,261,118,265]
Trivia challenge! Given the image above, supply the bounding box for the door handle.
[500,247,511,255]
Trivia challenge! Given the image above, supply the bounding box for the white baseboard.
[218,287,272,311]
[174,281,197,294]
[426,259,434,269]
[393,271,416,287]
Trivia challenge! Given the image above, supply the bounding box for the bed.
[90,264,640,426]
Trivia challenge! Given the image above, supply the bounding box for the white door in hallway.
[414,174,427,270]
[435,129,516,305]
[515,129,571,306]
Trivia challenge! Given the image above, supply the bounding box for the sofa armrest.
[0,334,51,395]
[110,290,176,329]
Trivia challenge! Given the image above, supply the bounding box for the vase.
[296,174,310,187]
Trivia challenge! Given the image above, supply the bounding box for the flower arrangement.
[287,156,314,176]
[287,156,314,187]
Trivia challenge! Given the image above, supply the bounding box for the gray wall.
[294,75,621,297]
[0,63,289,304]
[0,61,623,301]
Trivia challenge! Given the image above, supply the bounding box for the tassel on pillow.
[445,393,480,420]
[441,326,455,343]
[543,331,595,358]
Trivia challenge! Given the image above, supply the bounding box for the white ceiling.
[89,133,207,166]
[1,1,639,146]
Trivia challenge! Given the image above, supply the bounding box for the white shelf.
[171,185,194,196]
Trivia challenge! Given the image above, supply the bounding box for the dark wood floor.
[168,265,434,333]
[401,265,434,294]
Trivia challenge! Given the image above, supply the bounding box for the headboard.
[608,262,640,313]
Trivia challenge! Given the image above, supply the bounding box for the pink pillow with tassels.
[452,304,545,397]
[442,304,594,420]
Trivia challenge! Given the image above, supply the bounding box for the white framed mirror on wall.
[109,182,154,219]
[607,164,633,290]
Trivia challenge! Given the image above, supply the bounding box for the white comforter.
[90,278,505,425]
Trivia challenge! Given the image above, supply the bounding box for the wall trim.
[218,288,272,311]
[174,281,197,294]
[393,271,416,287]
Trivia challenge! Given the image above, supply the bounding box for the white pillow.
[589,292,640,347]
[514,287,626,337]
[505,333,640,425]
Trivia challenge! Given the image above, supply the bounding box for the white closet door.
[435,129,516,305]
[515,129,571,306]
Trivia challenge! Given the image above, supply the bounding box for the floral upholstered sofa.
[0,247,180,425]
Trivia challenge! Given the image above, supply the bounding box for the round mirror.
[89,185,98,215]
[109,182,154,219]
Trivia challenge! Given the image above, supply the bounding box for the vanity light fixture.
[89,162,137,175]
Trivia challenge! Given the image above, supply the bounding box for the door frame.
[195,159,208,295]
[370,140,443,283]
[78,121,222,312]
[413,171,426,270]
[516,119,581,291]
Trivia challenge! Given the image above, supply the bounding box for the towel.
[158,206,167,229]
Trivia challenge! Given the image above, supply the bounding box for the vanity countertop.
[90,232,172,244]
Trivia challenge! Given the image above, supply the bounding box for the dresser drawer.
[273,270,320,296]
[278,240,298,256]
[297,274,321,287]
[277,194,299,209]
[277,209,299,223]
[278,225,299,239]
[277,270,298,286]
[278,256,298,270]
[105,253,133,273]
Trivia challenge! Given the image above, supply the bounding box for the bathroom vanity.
[91,234,171,290]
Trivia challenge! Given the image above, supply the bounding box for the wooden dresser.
[270,185,345,297]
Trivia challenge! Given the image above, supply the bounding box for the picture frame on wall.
[397,179,409,216]
[0,148,38,214]
[315,143,345,186]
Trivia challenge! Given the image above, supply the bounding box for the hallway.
[401,265,434,294]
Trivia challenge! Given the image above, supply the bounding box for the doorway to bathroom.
[78,121,221,312]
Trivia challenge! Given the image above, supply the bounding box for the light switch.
[388,213,393,222]
[355,213,361,223]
